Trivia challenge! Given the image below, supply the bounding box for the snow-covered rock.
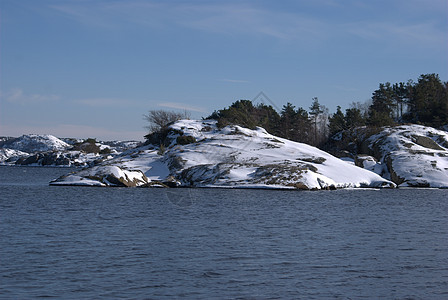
[0,135,140,167]
[1,134,70,152]
[51,165,149,187]
[102,140,141,152]
[0,148,29,164]
[354,155,383,174]
[13,151,106,167]
[50,120,394,189]
[364,124,448,188]
[50,146,170,186]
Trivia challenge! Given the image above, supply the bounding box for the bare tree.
[309,97,323,146]
[350,100,371,118]
[144,110,190,133]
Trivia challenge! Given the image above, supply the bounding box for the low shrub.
[176,135,196,145]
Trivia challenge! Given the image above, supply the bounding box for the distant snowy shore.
[0,134,140,167]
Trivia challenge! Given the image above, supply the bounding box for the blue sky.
[1,0,447,140]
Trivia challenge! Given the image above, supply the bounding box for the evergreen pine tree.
[280,102,296,139]
[392,82,409,122]
[408,74,448,126]
[329,106,346,136]
[309,97,324,145]
[345,107,366,128]
[368,82,396,127]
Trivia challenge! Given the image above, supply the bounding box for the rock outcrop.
[52,166,148,187]
[329,124,448,188]
[365,125,448,188]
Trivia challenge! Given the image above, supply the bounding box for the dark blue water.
[1,166,447,299]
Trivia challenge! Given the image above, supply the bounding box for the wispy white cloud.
[0,123,146,141]
[48,0,447,50]
[179,4,327,41]
[157,102,206,113]
[345,20,446,47]
[48,1,327,42]
[332,85,358,92]
[75,98,138,107]
[219,79,250,83]
[54,124,146,141]
[0,88,59,105]
[50,3,117,29]
[50,1,176,29]
[393,0,448,15]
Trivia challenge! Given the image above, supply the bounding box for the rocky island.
[49,120,395,190]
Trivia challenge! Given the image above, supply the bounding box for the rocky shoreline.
[3,121,447,189]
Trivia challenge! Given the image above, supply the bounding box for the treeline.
[206,97,329,146]
[144,73,447,148]
[363,73,447,127]
[205,73,447,147]
[329,73,448,136]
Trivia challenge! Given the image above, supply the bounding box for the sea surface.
[1,166,447,299]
